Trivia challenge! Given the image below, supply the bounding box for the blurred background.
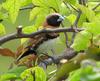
[0,0,34,73]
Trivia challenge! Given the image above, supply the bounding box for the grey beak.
[57,16,65,22]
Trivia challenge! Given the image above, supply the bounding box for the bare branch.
[19,5,58,13]
[39,48,77,67]
[78,0,88,6]
[70,10,82,46]
[68,4,79,12]
[70,0,84,46]
[63,1,72,12]
[88,0,100,2]
[73,10,82,27]
[92,3,100,10]
[20,6,34,10]
[64,32,70,48]
[0,27,83,46]
[61,23,70,48]
[16,25,23,36]
[19,5,40,10]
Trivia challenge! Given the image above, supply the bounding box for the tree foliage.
[0,0,100,81]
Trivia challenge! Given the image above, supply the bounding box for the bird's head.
[43,13,65,28]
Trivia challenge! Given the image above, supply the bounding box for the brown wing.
[27,34,46,49]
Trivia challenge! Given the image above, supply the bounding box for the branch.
[0,27,83,46]
[68,3,79,12]
[61,23,70,48]
[78,0,87,6]
[70,0,84,46]
[92,3,100,10]
[88,0,100,2]
[64,32,70,48]
[39,48,77,66]
[20,5,34,10]
[70,10,82,46]
[73,10,82,27]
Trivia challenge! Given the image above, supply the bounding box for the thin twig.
[49,7,58,12]
[20,5,59,12]
[73,10,82,27]
[68,4,79,12]
[48,73,56,81]
[70,0,84,46]
[61,23,70,48]
[92,3,100,10]
[51,49,56,55]
[88,0,100,2]
[19,5,39,10]
[70,10,82,46]
[63,1,72,12]
[64,32,70,48]
[20,6,34,10]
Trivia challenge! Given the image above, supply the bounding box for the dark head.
[43,13,64,28]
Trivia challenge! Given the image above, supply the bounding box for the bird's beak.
[57,15,65,22]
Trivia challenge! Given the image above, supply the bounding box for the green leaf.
[21,25,37,44]
[33,7,49,28]
[67,14,76,25]
[95,13,100,21]
[67,60,100,81]
[59,3,69,15]
[21,66,46,81]
[56,59,80,81]
[0,73,17,81]
[22,25,37,34]
[32,0,47,7]
[0,66,27,81]
[30,7,41,21]
[35,67,46,81]
[83,21,100,36]
[21,38,28,44]
[80,65,100,81]
[8,66,27,77]
[78,14,87,27]
[0,24,6,35]
[71,30,92,51]
[88,2,98,9]
[68,65,94,81]
[77,5,95,22]
[48,0,62,12]
[0,12,8,21]
[59,33,66,44]
[20,0,32,6]
[64,0,77,5]
[2,0,21,23]
[0,12,3,20]
[68,69,81,81]
[32,0,41,5]
[87,74,100,81]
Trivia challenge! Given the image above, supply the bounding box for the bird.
[16,13,64,66]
